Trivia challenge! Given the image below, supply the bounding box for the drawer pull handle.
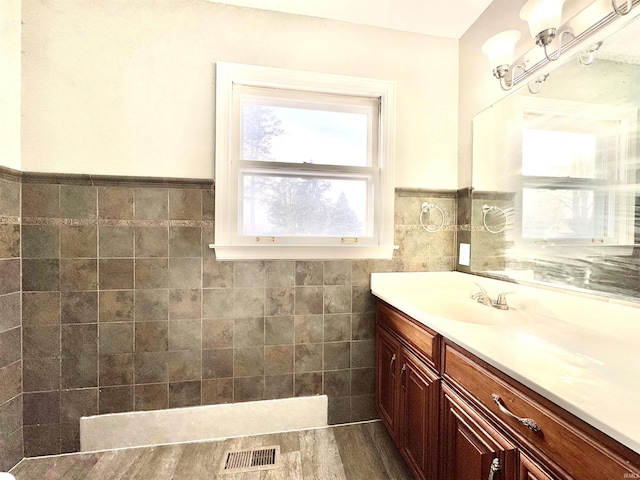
[492,394,541,432]
[390,353,396,372]
[401,364,407,388]
[488,458,500,480]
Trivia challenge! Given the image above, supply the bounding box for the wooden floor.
[10,421,413,480]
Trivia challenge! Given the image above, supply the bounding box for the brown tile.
[324,342,350,371]
[264,316,294,346]
[234,261,265,287]
[99,259,134,290]
[266,287,294,316]
[23,424,61,457]
[169,257,201,289]
[134,227,168,258]
[324,369,351,398]
[135,289,168,322]
[169,227,201,257]
[0,178,21,217]
[351,394,376,422]
[21,258,58,292]
[0,427,23,471]
[352,285,376,314]
[0,327,21,368]
[62,324,98,357]
[134,188,168,220]
[99,226,134,258]
[233,318,264,347]
[168,350,201,382]
[202,188,215,221]
[23,391,60,425]
[168,319,201,351]
[234,347,264,377]
[62,291,98,324]
[22,225,59,259]
[23,325,60,358]
[295,261,324,286]
[0,224,20,258]
[135,258,169,289]
[23,357,59,393]
[328,396,351,424]
[294,286,323,315]
[294,372,322,397]
[264,374,293,400]
[99,322,134,355]
[352,312,375,340]
[202,259,233,288]
[60,388,98,423]
[202,288,233,319]
[201,378,233,405]
[294,344,322,373]
[324,285,352,314]
[22,183,59,218]
[98,186,134,220]
[134,352,168,383]
[264,345,293,375]
[294,315,323,344]
[99,386,133,414]
[351,340,375,368]
[60,225,97,258]
[324,314,351,342]
[60,259,97,291]
[0,395,22,440]
[324,261,352,285]
[0,292,20,332]
[265,261,295,287]
[169,289,201,320]
[234,376,264,402]
[61,355,98,389]
[135,383,168,411]
[135,322,168,352]
[99,354,134,386]
[233,288,264,318]
[60,422,81,454]
[202,349,233,379]
[351,367,375,395]
[169,380,201,408]
[169,189,202,220]
[0,361,21,404]
[23,292,60,326]
[99,290,134,323]
[202,318,233,349]
[60,185,97,219]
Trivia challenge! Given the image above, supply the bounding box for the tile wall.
[0,170,23,471]
[16,174,457,458]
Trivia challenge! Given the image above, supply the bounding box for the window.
[516,97,636,248]
[212,63,396,260]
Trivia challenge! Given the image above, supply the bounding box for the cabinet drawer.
[376,301,439,370]
[443,343,640,480]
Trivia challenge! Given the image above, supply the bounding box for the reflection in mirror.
[471,13,640,300]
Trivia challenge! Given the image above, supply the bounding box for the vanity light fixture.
[520,0,572,61]
[578,41,603,65]
[481,30,525,91]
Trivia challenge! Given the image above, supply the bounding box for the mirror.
[471,12,640,301]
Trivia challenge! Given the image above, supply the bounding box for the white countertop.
[371,272,640,455]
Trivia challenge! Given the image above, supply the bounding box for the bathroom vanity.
[372,272,640,480]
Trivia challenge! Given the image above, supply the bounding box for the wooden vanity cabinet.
[375,302,440,480]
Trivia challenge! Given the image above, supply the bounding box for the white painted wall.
[0,0,21,171]
[21,0,459,188]
[458,0,600,189]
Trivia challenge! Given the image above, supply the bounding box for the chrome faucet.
[470,284,514,310]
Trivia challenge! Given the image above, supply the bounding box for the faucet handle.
[473,283,488,294]
[495,291,515,306]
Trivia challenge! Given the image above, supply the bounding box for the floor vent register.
[219,445,280,474]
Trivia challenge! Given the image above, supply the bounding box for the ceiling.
[208,0,495,39]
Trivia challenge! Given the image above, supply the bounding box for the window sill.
[209,244,397,260]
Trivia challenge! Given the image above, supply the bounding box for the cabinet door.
[400,348,439,480]
[441,385,517,480]
[376,326,401,440]
[518,453,561,480]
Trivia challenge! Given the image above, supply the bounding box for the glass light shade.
[481,30,521,71]
[520,0,566,39]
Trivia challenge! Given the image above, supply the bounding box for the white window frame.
[211,62,396,260]
[511,97,636,256]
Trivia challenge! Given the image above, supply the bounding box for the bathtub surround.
[11,171,459,459]
[0,168,23,471]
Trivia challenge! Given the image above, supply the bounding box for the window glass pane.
[522,129,599,178]
[522,188,609,239]
[241,174,368,237]
[241,103,369,166]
